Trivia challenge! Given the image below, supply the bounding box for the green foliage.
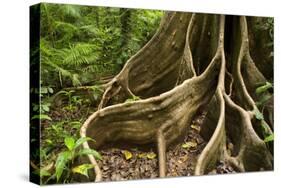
[31,83,54,121]
[40,3,163,88]
[253,108,264,120]
[264,134,274,142]
[125,95,141,103]
[255,82,273,109]
[35,4,163,184]
[72,164,94,178]
[45,136,101,182]
[254,83,274,145]
[31,114,52,121]
[90,85,104,100]
[255,17,274,57]
[255,82,273,95]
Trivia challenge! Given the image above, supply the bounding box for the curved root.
[80,13,273,181]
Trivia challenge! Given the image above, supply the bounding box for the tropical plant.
[41,136,101,183]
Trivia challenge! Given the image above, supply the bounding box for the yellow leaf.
[181,141,197,149]
[72,164,94,178]
[191,124,200,131]
[137,153,147,159]
[147,152,156,159]
[123,150,133,160]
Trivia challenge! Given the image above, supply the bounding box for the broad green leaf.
[72,164,94,178]
[64,137,75,151]
[255,82,273,95]
[42,105,50,112]
[77,148,102,160]
[55,151,71,181]
[147,152,156,159]
[123,150,133,160]
[182,141,197,149]
[254,108,264,120]
[31,114,52,121]
[74,137,95,149]
[264,134,274,142]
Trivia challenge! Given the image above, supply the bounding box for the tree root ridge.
[80,13,273,181]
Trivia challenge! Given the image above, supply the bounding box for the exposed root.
[157,124,168,177]
[80,13,273,181]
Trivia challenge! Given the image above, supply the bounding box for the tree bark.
[80,12,273,181]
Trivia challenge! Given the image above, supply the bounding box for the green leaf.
[55,151,71,181]
[45,139,53,145]
[42,105,50,112]
[254,108,264,120]
[77,148,102,160]
[264,134,274,142]
[64,137,75,151]
[69,121,82,129]
[255,82,273,95]
[72,164,94,178]
[48,87,54,94]
[31,114,52,121]
[74,137,95,149]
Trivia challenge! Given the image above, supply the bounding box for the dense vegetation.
[31,3,163,184]
[40,3,163,88]
[30,3,274,185]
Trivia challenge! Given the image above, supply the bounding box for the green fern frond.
[54,21,79,32]
[61,43,99,66]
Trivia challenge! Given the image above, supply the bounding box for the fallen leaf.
[191,124,200,131]
[122,150,133,160]
[180,155,189,162]
[137,153,147,159]
[181,141,197,149]
[147,152,157,159]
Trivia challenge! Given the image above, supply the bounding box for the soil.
[40,105,236,183]
[96,113,236,181]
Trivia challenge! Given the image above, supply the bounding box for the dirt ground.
[96,114,236,181]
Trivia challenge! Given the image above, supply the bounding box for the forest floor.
[40,102,236,183]
[97,113,236,181]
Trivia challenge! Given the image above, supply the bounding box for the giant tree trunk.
[80,12,273,181]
